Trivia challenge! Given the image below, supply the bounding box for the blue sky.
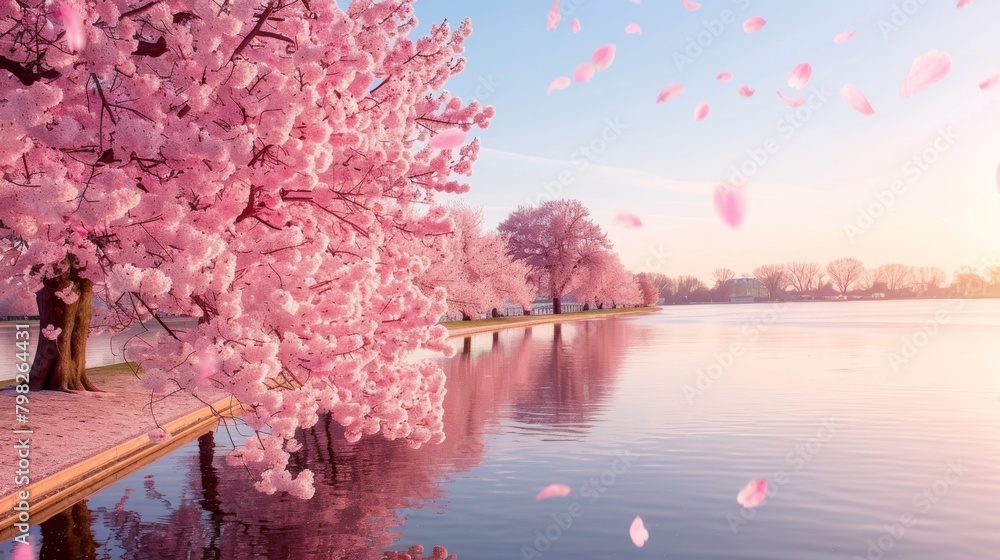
[416,0,1000,280]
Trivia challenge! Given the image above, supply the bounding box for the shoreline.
[0,306,659,540]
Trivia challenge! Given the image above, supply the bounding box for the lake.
[5,299,999,559]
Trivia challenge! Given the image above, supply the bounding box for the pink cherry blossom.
[835,31,856,44]
[738,84,756,97]
[629,515,649,547]
[535,483,572,502]
[612,212,643,229]
[717,72,733,82]
[571,18,581,33]
[11,541,33,560]
[55,1,86,51]
[743,16,767,33]
[657,84,685,103]
[682,0,701,11]
[196,347,220,379]
[592,45,617,71]
[571,252,644,309]
[547,0,561,30]
[714,183,748,228]
[979,74,999,90]
[957,0,974,7]
[694,101,710,121]
[777,91,807,107]
[548,77,571,94]
[900,50,952,99]
[148,428,172,444]
[574,63,596,82]
[626,23,643,35]
[737,478,769,508]
[429,128,468,150]
[42,324,62,340]
[840,84,875,115]
[788,62,812,89]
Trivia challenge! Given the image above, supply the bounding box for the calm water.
[6,300,1000,559]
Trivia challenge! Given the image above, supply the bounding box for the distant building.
[722,278,767,302]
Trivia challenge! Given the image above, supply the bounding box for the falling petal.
[546,0,560,30]
[197,347,220,379]
[980,74,999,90]
[777,91,806,107]
[694,101,710,121]
[737,479,769,508]
[682,0,701,11]
[592,44,617,71]
[612,212,643,229]
[571,17,581,33]
[738,83,755,97]
[714,183,748,229]
[716,72,733,82]
[629,516,649,547]
[900,50,951,99]
[574,63,596,82]
[743,16,766,33]
[840,84,875,115]
[11,541,33,560]
[428,128,466,150]
[535,484,572,502]
[55,1,86,51]
[787,62,812,89]
[547,76,571,94]
[626,23,643,35]
[656,84,684,103]
[957,0,974,7]
[835,31,856,44]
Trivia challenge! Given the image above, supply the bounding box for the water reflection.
[17,320,635,559]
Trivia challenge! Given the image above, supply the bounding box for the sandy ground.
[0,367,226,498]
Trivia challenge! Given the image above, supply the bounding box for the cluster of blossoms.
[1,0,492,496]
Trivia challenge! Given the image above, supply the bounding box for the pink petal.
[592,44,617,71]
[571,17,581,33]
[737,478,768,508]
[546,0,560,30]
[738,83,755,97]
[625,23,642,35]
[682,0,701,11]
[629,515,649,548]
[197,348,220,379]
[428,128,466,150]
[840,84,875,115]
[743,16,766,33]
[716,72,733,82]
[787,62,812,89]
[574,63,596,83]
[11,541,33,560]
[834,31,856,44]
[957,0,974,7]
[777,91,806,107]
[535,484,571,502]
[656,84,684,103]
[612,212,643,229]
[547,76,571,95]
[980,74,999,90]
[694,101,710,121]
[56,1,86,51]
[900,50,952,99]
[714,183,748,229]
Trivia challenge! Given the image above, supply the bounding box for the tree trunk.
[491,308,500,318]
[40,501,97,560]
[523,307,532,316]
[583,303,590,311]
[462,336,472,355]
[553,297,562,315]
[461,312,472,321]
[29,257,98,392]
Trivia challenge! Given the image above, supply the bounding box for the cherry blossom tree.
[1,0,492,497]
[416,204,534,320]
[636,272,659,306]
[498,199,611,314]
